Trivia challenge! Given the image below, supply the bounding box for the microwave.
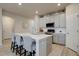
[46,23,54,27]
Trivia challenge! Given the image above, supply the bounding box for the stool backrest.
[15,35,20,46]
[20,36,24,46]
[31,40,36,51]
[23,36,33,51]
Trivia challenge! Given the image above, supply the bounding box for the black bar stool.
[11,36,18,53]
[16,36,27,56]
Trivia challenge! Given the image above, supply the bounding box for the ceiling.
[0,3,69,18]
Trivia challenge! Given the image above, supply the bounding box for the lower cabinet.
[53,33,65,45]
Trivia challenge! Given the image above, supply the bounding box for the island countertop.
[14,33,52,41]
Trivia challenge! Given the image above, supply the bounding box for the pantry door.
[66,14,79,52]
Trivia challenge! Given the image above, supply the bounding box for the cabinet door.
[49,16,54,23]
[66,14,79,52]
[39,18,46,28]
[46,17,50,23]
[58,34,65,44]
[53,34,59,43]
[54,14,60,28]
[59,13,66,28]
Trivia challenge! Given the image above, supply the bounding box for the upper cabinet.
[54,14,60,28]
[59,13,66,28]
[39,12,66,28]
[39,17,46,28]
[54,13,66,28]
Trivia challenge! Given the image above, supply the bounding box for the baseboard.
[4,38,11,40]
[65,46,79,56]
[53,42,65,46]
[77,52,79,56]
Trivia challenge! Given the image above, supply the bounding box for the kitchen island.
[12,33,52,56]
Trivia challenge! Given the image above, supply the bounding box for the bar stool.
[23,36,36,56]
[11,36,18,53]
[31,40,36,56]
[26,41,36,56]
[16,36,27,56]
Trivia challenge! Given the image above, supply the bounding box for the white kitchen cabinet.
[39,16,54,28]
[54,13,66,28]
[39,13,66,45]
[53,34,58,43]
[54,14,60,28]
[59,13,66,28]
[46,17,50,23]
[48,16,55,23]
[66,4,79,52]
[39,17,46,28]
[66,14,79,52]
[58,33,65,44]
[39,13,65,28]
[53,33,65,45]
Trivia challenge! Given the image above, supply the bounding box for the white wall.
[23,19,35,33]
[0,8,2,46]
[23,15,40,34]
[2,11,30,39]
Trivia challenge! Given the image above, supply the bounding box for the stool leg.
[24,50,26,56]
[12,44,15,53]
[29,52,32,56]
[11,42,13,50]
[33,50,36,56]
[15,45,18,55]
[20,46,22,56]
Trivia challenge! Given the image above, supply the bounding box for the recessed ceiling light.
[57,3,61,6]
[35,11,38,14]
[18,3,22,5]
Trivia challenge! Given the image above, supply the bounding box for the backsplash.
[55,28,66,34]
[42,28,66,34]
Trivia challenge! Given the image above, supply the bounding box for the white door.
[66,14,79,52]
